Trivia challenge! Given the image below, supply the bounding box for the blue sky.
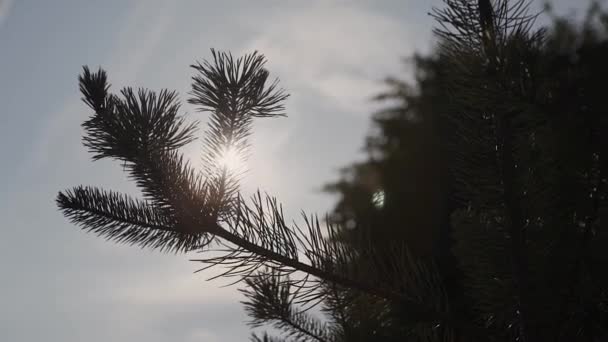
[0,1,589,341]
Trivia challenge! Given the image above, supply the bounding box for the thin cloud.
[240,2,430,112]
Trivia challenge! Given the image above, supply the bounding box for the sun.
[216,145,246,173]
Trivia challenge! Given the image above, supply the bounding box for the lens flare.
[372,190,385,209]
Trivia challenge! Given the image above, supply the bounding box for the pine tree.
[323,1,608,341]
[56,1,608,341]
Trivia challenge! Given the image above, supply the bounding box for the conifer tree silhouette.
[57,1,608,341]
[321,1,608,341]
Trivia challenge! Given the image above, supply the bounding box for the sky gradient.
[0,1,589,341]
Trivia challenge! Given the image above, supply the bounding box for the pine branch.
[241,270,334,342]
[80,69,198,162]
[56,186,211,253]
[189,49,288,118]
[192,192,450,324]
[78,67,207,214]
[188,49,289,210]
[59,50,447,330]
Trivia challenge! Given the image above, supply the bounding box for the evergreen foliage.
[323,1,608,341]
[56,1,608,341]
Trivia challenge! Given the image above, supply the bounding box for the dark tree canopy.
[322,1,608,341]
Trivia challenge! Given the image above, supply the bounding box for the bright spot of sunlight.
[217,145,246,173]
